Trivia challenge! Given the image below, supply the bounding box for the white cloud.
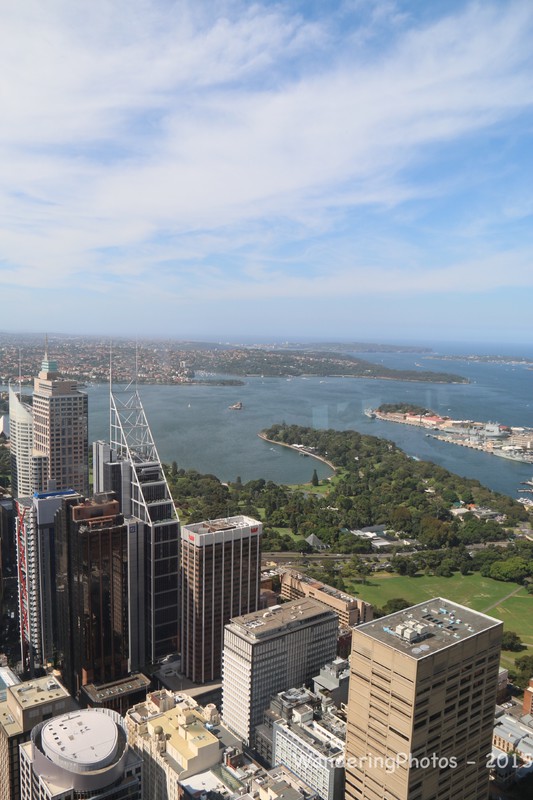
[1,0,533,331]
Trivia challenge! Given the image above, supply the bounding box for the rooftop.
[252,765,318,800]
[228,599,337,641]
[275,716,345,759]
[356,598,502,658]
[494,715,533,761]
[283,570,364,606]
[81,673,151,703]
[9,675,70,708]
[147,704,219,764]
[41,710,119,770]
[182,514,260,535]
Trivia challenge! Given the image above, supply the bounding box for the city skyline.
[1,1,533,342]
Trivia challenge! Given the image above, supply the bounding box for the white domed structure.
[19,708,142,799]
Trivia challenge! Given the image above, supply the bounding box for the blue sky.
[1,0,533,345]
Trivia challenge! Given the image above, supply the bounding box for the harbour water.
[84,344,533,497]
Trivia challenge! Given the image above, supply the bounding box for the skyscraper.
[55,493,130,699]
[31,347,88,495]
[8,386,33,498]
[93,381,180,667]
[344,598,503,800]
[222,598,338,745]
[15,489,78,672]
[180,515,262,683]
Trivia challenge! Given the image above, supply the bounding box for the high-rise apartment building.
[344,598,503,800]
[31,350,88,495]
[54,494,130,699]
[180,515,262,683]
[222,599,338,745]
[19,708,142,800]
[15,490,78,672]
[93,383,180,667]
[0,675,76,800]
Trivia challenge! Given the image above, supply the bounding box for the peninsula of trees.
[166,423,529,552]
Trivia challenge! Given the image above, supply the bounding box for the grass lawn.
[344,571,522,613]
[287,468,348,494]
[270,526,301,541]
[344,571,533,671]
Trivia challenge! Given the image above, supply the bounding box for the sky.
[1,0,533,345]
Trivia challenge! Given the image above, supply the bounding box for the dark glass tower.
[55,493,129,698]
[93,381,180,668]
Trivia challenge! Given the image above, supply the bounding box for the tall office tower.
[0,497,14,605]
[222,598,338,745]
[54,493,130,699]
[93,383,179,666]
[0,675,76,800]
[344,598,503,800]
[180,515,262,684]
[32,347,88,495]
[8,386,34,498]
[15,490,78,673]
[19,708,142,800]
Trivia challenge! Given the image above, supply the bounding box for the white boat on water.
[364,408,376,419]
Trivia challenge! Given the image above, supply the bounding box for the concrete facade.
[344,598,503,800]
[222,599,338,745]
[180,516,262,683]
[280,571,372,627]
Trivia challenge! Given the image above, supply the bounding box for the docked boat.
[364,408,376,419]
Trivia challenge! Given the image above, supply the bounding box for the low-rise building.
[255,688,319,765]
[280,571,372,627]
[255,684,346,800]
[523,677,533,715]
[492,715,533,782]
[250,765,318,800]
[273,706,345,800]
[313,659,350,709]
[126,690,221,800]
[80,673,151,715]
